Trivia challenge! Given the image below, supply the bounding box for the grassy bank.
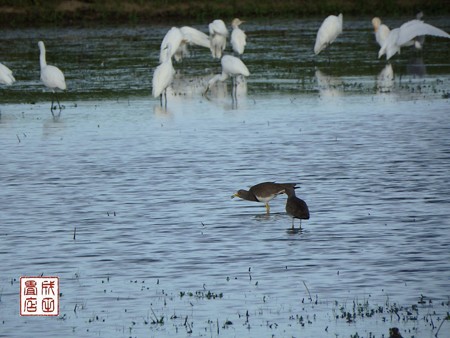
[0,0,449,28]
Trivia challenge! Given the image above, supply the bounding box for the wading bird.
[38,41,66,117]
[232,182,297,215]
[378,19,450,60]
[153,45,175,107]
[209,19,229,59]
[285,186,310,229]
[372,14,425,50]
[371,17,391,47]
[204,55,249,96]
[0,62,15,86]
[314,13,343,55]
[231,18,247,55]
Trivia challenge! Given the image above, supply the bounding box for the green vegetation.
[0,0,449,28]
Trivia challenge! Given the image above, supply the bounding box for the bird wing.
[180,26,210,48]
[0,63,15,85]
[378,28,400,59]
[41,65,66,90]
[0,63,13,76]
[221,55,250,77]
[209,20,229,36]
[152,61,174,97]
[160,27,183,63]
[314,15,343,54]
[397,20,450,46]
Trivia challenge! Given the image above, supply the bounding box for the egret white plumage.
[209,19,228,59]
[314,13,343,55]
[180,26,210,48]
[372,17,391,47]
[38,41,66,117]
[0,62,15,85]
[174,26,210,61]
[372,16,424,51]
[159,27,184,63]
[231,18,247,55]
[204,55,249,94]
[378,19,450,60]
[152,45,175,107]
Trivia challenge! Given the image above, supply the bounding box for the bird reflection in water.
[406,57,426,77]
[377,63,394,93]
[315,69,343,98]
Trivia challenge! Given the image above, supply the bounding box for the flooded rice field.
[1,17,450,337]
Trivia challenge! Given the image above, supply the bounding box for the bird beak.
[231,193,238,199]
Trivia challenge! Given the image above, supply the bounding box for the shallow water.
[1,17,450,338]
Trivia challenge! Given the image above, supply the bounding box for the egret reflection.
[315,69,343,98]
[406,57,426,77]
[377,64,394,93]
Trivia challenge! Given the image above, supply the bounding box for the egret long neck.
[209,72,228,88]
[39,46,47,69]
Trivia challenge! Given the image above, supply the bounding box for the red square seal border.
[20,276,60,316]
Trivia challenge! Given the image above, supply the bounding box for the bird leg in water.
[291,218,302,230]
[265,203,270,215]
[50,93,62,117]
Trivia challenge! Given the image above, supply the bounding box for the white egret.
[159,27,184,63]
[152,45,175,107]
[372,16,424,50]
[38,41,66,117]
[209,19,228,59]
[371,17,390,47]
[314,13,343,55]
[378,19,450,60]
[204,55,249,95]
[0,62,16,85]
[231,18,247,55]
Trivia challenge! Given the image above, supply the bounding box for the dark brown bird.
[285,186,309,229]
[389,328,403,338]
[232,182,297,214]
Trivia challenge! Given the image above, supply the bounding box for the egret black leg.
[55,92,62,116]
[50,97,55,117]
[231,77,238,109]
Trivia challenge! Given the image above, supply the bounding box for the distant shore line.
[1,0,449,28]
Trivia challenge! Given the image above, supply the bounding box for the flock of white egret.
[1,13,449,113]
[152,18,250,107]
[151,13,449,106]
[1,40,66,117]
